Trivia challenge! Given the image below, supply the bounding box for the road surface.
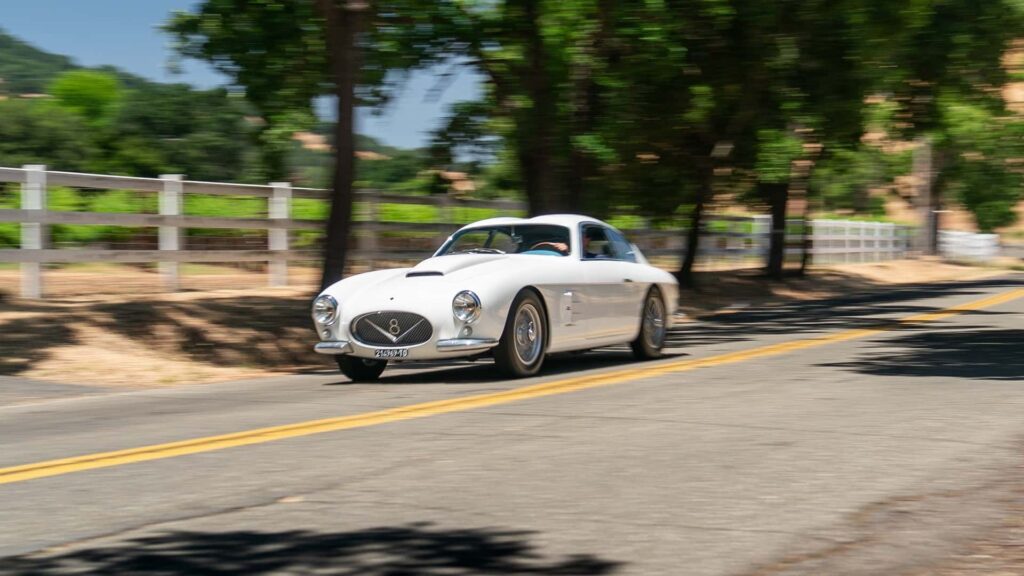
[1,275,1023,575]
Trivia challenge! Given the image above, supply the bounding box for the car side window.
[581,225,613,260]
[606,228,638,263]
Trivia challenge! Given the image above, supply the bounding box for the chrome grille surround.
[351,311,434,347]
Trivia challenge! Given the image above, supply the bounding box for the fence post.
[268,182,291,287]
[159,174,183,292]
[365,193,379,271]
[20,164,47,299]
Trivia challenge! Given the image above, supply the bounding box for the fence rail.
[1,165,921,298]
[0,165,532,297]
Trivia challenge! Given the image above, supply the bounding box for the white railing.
[939,230,1001,261]
[0,165,525,297]
[806,220,912,264]
[628,217,914,265]
[0,165,922,298]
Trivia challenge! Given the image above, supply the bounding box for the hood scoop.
[406,253,508,277]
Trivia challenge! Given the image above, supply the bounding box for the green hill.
[0,28,154,95]
[0,28,76,94]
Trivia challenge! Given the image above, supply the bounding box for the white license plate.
[374,348,409,359]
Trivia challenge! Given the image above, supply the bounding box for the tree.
[934,96,1024,232]
[167,1,355,288]
[49,70,123,129]
[0,99,97,170]
[108,84,263,181]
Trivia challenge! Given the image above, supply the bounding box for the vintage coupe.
[312,214,679,381]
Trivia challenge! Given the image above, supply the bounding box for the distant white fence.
[939,230,1000,261]
[1,165,922,299]
[631,217,914,265]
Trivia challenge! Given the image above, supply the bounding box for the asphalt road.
[1,275,1023,575]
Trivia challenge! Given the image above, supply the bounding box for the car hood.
[405,253,510,279]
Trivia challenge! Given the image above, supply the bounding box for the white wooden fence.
[1,165,919,299]
[629,217,913,265]
[939,230,1001,261]
[0,165,524,298]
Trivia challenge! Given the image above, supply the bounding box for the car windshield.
[438,224,572,257]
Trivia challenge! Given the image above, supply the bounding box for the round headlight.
[452,290,481,323]
[312,295,339,325]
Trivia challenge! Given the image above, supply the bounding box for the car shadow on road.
[324,349,688,386]
[0,524,622,575]
[820,328,1024,381]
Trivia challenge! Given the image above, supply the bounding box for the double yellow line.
[2,287,1022,486]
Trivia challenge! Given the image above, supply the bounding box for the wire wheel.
[513,302,543,365]
[632,288,666,360]
[494,290,548,377]
[642,294,666,350]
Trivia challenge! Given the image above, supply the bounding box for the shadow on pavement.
[320,350,688,386]
[821,328,1024,381]
[668,276,1023,349]
[0,524,622,575]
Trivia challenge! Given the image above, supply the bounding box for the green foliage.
[106,84,263,181]
[49,70,123,128]
[0,99,97,170]
[811,146,912,216]
[936,95,1024,231]
[0,32,267,182]
[755,130,803,185]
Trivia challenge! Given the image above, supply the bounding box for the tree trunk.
[517,0,559,216]
[318,0,363,290]
[566,0,610,213]
[763,181,790,280]
[676,168,712,288]
[799,215,812,277]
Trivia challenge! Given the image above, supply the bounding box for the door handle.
[623,278,634,283]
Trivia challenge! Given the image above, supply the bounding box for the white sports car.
[312,214,679,381]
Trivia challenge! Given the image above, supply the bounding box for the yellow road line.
[2,287,1022,486]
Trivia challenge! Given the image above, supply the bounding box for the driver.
[529,240,570,255]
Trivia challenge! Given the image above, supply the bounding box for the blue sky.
[1,0,482,149]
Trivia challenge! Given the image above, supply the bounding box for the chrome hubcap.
[514,303,542,365]
[643,295,666,349]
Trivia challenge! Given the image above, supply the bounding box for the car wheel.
[336,356,387,382]
[494,290,547,377]
[631,287,667,360]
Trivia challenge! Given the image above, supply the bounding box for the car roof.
[456,214,606,232]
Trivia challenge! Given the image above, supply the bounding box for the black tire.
[631,287,667,360]
[336,356,388,382]
[494,290,547,378]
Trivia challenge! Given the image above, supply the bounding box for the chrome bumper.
[314,341,353,355]
[436,338,499,353]
[315,338,497,357]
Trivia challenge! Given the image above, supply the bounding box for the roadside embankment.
[0,259,1011,388]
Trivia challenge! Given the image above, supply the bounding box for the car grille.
[351,311,433,346]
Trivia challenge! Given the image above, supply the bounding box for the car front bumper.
[314,338,499,358]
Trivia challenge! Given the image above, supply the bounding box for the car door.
[579,224,635,342]
[605,227,647,326]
